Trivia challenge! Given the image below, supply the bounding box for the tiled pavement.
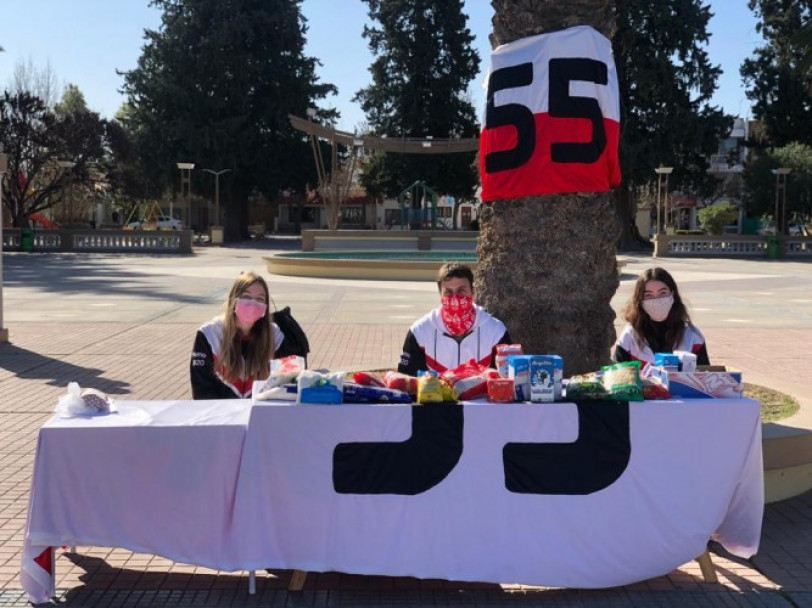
[0,243,811,607]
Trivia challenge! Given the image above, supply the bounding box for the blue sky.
[1,0,764,132]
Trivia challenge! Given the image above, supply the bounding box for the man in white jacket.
[398,263,511,376]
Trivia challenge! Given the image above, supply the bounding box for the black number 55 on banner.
[478,25,621,201]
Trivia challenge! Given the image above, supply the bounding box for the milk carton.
[673,350,697,372]
[507,355,531,401]
[530,356,556,403]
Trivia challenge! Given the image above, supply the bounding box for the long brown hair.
[218,271,275,380]
[623,267,691,352]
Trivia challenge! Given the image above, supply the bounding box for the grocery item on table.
[253,382,298,402]
[495,343,523,378]
[342,382,412,404]
[487,377,515,403]
[272,355,306,378]
[383,371,419,396]
[56,382,113,417]
[352,371,386,387]
[673,350,698,372]
[601,361,644,401]
[441,359,500,401]
[297,370,344,404]
[530,356,556,403]
[417,371,444,404]
[641,376,671,400]
[507,355,531,401]
[564,372,607,400]
[653,353,680,372]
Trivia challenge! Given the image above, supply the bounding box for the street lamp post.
[771,168,791,236]
[202,169,231,228]
[176,162,194,227]
[0,152,8,342]
[654,166,674,234]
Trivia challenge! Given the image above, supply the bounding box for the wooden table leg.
[696,548,718,583]
[288,569,307,591]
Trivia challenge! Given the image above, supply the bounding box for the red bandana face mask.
[440,294,476,336]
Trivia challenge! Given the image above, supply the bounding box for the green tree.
[741,1,812,146]
[476,1,618,375]
[354,0,480,203]
[742,142,812,220]
[53,83,89,116]
[613,0,730,248]
[120,0,336,240]
[0,91,106,227]
[697,202,739,235]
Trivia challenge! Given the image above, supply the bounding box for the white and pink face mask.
[234,297,267,326]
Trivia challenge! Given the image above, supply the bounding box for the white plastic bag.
[55,382,112,417]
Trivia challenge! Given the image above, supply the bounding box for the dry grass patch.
[744,383,800,423]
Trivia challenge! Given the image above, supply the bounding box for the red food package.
[442,360,500,401]
[453,368,500,400]
[353,371,385,387]
[487,377,515,403]
[642,377,671,400]
[383,371,419,396]
[441,359,488,385]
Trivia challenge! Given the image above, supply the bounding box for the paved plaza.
[0,241,811,607]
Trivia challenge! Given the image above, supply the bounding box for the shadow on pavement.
[0,343,130,393]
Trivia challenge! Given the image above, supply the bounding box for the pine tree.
[120,0,336,240]
[613,0,730,248]
[354,0,480,202]
[741,1,812,146]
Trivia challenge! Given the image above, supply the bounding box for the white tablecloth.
[21,399,252,602]
[22,398,763,602]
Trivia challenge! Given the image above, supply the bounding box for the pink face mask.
[234,297,267,326]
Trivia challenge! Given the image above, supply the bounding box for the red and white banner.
[479,25,621,201]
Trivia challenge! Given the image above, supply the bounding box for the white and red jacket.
[613,323,709,366]
[398,305,511,376]
[190,316,284,399]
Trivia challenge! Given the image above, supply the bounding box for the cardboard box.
[652,365,743,399]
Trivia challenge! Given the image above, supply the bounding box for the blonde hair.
[218,271,275,380]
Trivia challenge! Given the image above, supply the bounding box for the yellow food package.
[417,371,444,404]
[440,378,457,403]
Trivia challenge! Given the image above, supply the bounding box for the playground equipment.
[123,201,182,230]
[28,213,58,229]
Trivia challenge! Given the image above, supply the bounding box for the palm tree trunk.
[478,0,618,375]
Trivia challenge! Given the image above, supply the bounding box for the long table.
[22,398,764,603]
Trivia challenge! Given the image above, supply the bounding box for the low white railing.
[653,234,812,258]
[2,229,193,253]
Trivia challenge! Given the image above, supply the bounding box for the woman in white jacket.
[613,267,709,366]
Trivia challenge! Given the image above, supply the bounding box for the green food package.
[565,372,608,400]
[600,361,644,401]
